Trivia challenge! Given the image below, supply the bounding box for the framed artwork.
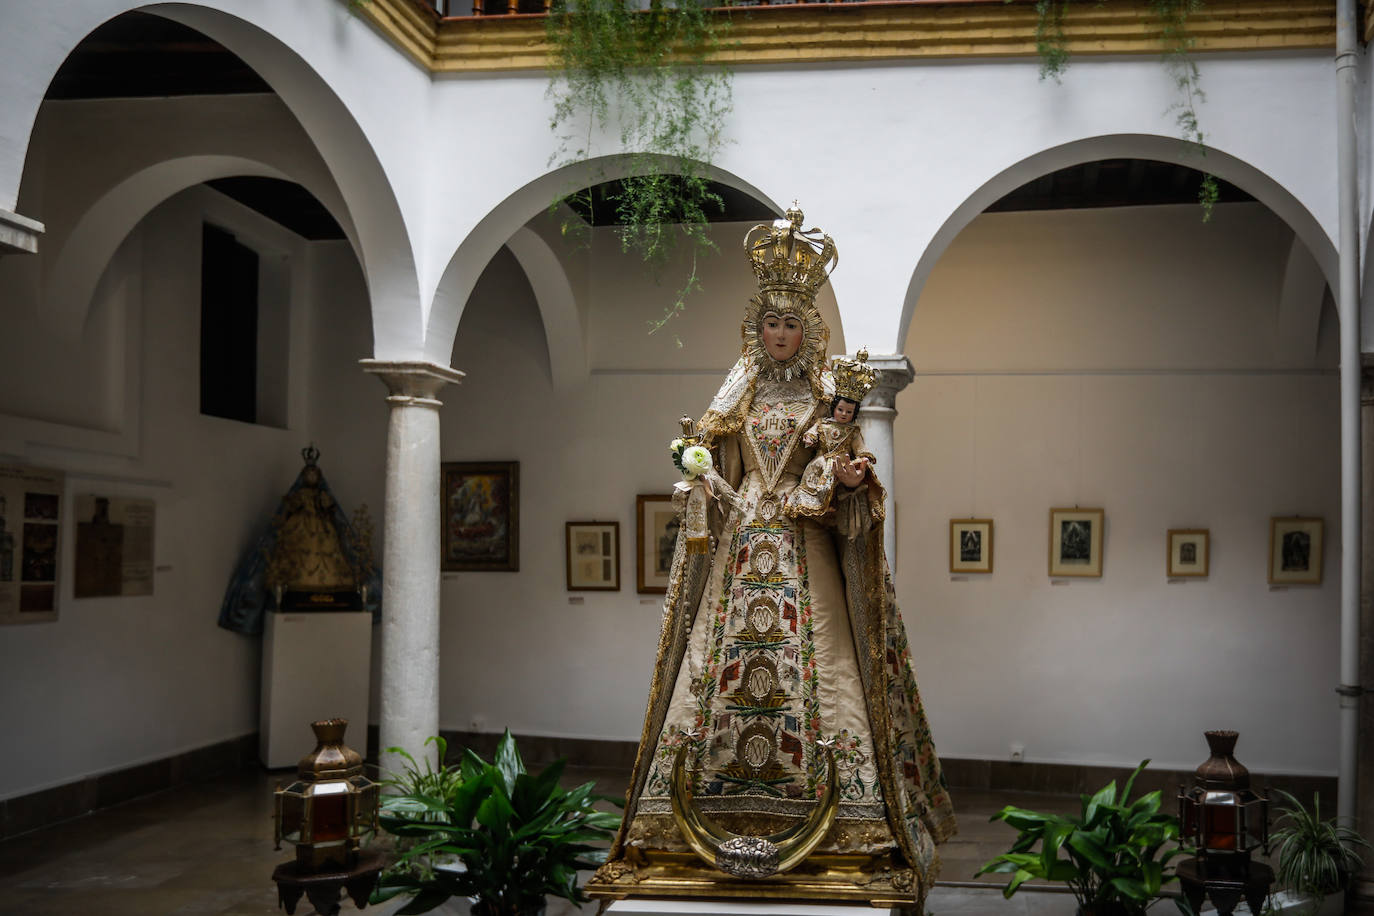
[1269,516,1323,585]
[636,494,678,594]
[74,495,156,598]
[566,521,620,591]
[949,518,993,574]
[1048,507,1104,578]
[0,464,64,625]
[1167,529,1210,578]
[441,461,518,572]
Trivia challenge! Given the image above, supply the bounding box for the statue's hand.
[833,456,868,488]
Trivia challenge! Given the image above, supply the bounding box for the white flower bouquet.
[671,439,714,480]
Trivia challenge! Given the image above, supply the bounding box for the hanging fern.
[1015,0,1219,220]
[546,0,733,337]
[1148,0,1219,219]
[1030,0,1072,81]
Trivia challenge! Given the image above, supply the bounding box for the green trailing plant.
[976,760,1186,916]
[1011,0,1219,220]
[371,730,621,916]
[546,0,733,337]
[1271,789,1372,910]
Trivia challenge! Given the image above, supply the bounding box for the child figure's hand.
[833,456,868,487]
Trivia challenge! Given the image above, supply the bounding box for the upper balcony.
[356,0,1351,73]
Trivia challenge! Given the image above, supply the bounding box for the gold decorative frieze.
[355,0,1336,73]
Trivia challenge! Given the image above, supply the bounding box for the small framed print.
[1049,507,1104,578]
[949,519,993,574]
[1168,529,1210,578]
[566,521,620,591]
[636,494,678,594]
[1269,516,1323,585]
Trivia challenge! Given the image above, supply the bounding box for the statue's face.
[833,399,856,423]
[761,311,803,362]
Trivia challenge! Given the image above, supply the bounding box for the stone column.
[361,359,464,772]
[856,353,915,573]
[1356,361,1374,900]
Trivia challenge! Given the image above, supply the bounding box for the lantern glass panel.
[310,781,350,843]
[279,789,305,843]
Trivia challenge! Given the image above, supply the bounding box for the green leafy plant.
[1271,789,1372,910]
[383,735,466,825]
[976,760,1185,916]
[545,0,733,336]
[371,730,621,916]
[1011,0,1219,220]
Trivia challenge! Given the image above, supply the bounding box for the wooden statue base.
[586,850,921,911]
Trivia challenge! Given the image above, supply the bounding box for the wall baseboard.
[0,733,258,841]
[4,729,1337,841]
[405,728,1339,808]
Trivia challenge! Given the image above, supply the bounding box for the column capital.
[855,353,915,410]
[361,359,464,405]
[0,208,44,255]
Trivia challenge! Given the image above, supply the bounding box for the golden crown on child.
[832,349,876,403]
[744,203,839,300]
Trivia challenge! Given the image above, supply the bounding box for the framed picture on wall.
[636,494,678,594]
[1269,516,1323,585]
[949,518,993,574]
[1167,529,1210,578]
[441,461,519,572]
[566,521,620,591]
[1048,507,1104,578]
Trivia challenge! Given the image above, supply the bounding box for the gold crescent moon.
[669,741,840,879]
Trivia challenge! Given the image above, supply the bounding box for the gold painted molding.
[357,0,1336,73]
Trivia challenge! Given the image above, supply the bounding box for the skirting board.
[0,733,258,841]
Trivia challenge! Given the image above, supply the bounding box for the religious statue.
[589,206,955,908]
[217,445,381,635]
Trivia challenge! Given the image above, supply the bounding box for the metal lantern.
[273,718,378,872]
[1178,730,1269,856]
[1176,730,1273,916]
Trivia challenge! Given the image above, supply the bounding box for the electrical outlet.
[1009,743,1025,763]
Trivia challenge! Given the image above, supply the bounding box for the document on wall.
[74,494,155,598]
[0,464,64,624]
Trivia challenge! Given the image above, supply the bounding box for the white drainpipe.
[1335,0,1361,826]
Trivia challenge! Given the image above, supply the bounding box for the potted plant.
[1269,789,1371,916]
[975,760,1185,916]
[371,730,620,916]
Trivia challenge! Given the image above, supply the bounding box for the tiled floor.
[0,766,1338,916]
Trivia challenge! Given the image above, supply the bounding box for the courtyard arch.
[7,2,422,356]
[897,133,1336,350]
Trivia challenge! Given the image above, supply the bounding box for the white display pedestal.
[605,901,879,916]
[260,610,372,768]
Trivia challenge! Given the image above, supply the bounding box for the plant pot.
[1263,889,1345,916]
[1077,906,1144,916]
[470,900,545,916]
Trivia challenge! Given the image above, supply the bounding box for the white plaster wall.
[428,201,1341,778]
[0,187,324,800]
[0,5,1344,362]
[899,203,1340,776]
[424,53,1338,360]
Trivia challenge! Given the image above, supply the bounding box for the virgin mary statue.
[588,206,955,909]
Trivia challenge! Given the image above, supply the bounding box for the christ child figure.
[783,350,878,521]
